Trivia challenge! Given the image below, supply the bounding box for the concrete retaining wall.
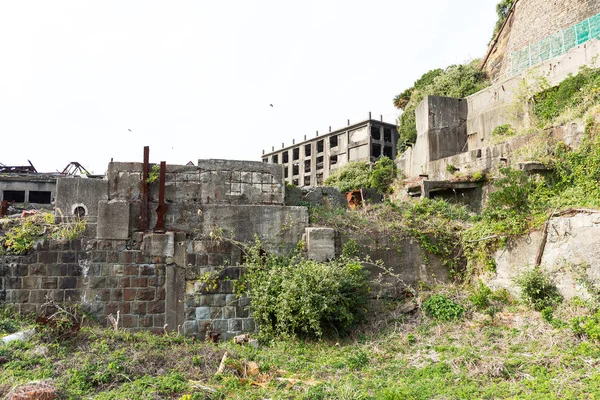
[486,211,600,300]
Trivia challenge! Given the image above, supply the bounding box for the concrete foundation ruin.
[1,156,449,339]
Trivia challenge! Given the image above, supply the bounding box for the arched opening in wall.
[70,203,89,220]
[74,206,86,219]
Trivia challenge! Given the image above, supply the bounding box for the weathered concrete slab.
[197,205,308,255]
[142,232,175,258]
[55,177,108,218]
[488,212,600,300]
[306,227,336,262]
[96,200,130,240]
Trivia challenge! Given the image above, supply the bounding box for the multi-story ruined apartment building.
[262,114,399,188]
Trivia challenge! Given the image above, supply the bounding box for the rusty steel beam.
[154,161,168,233]
[140,146,150,231]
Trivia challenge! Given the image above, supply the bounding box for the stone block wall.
[485,0,600,79]
[0,238,166,332]
[183,265,254,341]
[0,234,259,338]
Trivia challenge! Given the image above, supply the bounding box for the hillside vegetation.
[4,281,600,399]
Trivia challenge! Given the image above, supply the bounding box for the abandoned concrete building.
[0,162,101,214]
[262,114,399,188]
[396,3,600,208]
[0,164,58,212]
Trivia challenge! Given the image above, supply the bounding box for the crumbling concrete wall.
[55,177,108,237]
[304,228,451,298]
[398,39,598,191]
[403,96,468,177]
[285,186,346,208]
[469,39,600,151]
[486,211,600,300]
[24,158,309,338]
[0,175,57,208]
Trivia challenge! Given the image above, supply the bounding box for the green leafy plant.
[490,0,516,41]
[324,161,371,193]
[146,164,160,184]
[533,67,600,126]
[346,349,369,370]
[571,310,600,341]
[446,164,459,174]
[236,239,370,339]
[468,281,493,310]
[422,294,464,321]
[471,171,486,182]
[370,157,398,194]
[513,268,562,311]
[324,157,398,194]
[0,219,44,255]
[492,124,516,141]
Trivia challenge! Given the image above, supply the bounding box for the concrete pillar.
[306,228,336,261]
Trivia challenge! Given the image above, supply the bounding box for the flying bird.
[269,104,273,107]
[128,129,132,132]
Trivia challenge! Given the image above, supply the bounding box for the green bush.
[571,310,600,341]
[239,242,370,339]
[370,157,398,193]
[346,349,369,370]
[490,0,516,40]
[468,282,493,310]
[464,118,600,273]
[422,295,464,321]
[446,164,459,174]
[324,161,371,193]
[492,124,516,140]
[0,219,44,255]
[533,67,600,125]
[471,171,485,182]
[324,157,397,194]
[513,268,562,311]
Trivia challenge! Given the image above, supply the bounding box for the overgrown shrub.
[513,268,562,311]
[422,295,464,321]
[445,164,459,174]
[238,241,370,339]
[0,219,44,255]
[0,212,87,255]
[394,61,489,150]
[571,310,600,341]
[370,157,397,194]
[324,157,397,194]
[310,199,469,277]
[492,124,516,141]
[533,67,600,126]
[324,161,371,193]
[464,117,600,273]
[468,281,493,310]
[490,0,516,41]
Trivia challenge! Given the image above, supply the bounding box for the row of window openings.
[291,173,324,187]
[270,129,393,164]
[3,190,52,204]
[284,155,337,178]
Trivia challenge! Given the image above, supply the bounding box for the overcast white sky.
[0,1,497,174]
